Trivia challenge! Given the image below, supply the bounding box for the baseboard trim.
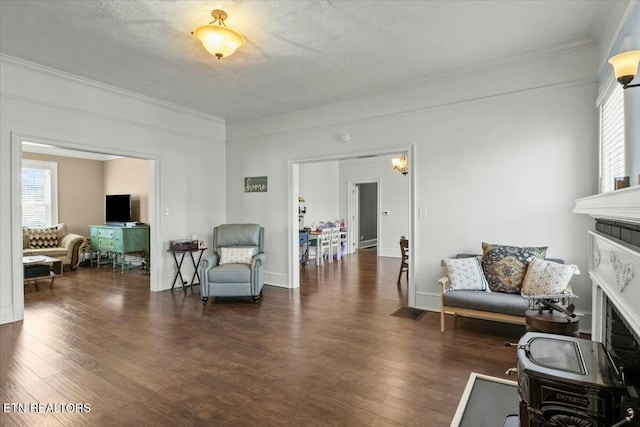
[1,304,17,325]
[359,239,377,249]
[265,272,289,288]
[378,248,400,258]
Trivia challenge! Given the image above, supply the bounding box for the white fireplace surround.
[588,231,639,343]
[574,186,640,225]
[574,186,640,342]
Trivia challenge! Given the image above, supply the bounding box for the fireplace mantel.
[573,186,640,224]
[574,187,640,342]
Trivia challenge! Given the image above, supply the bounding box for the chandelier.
[193,10,245,60]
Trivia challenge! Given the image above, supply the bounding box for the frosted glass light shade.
[391,153,409,175]
[608,50,640,81]
[194,25,245,59]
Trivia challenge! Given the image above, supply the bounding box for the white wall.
[338,156,409,257]
[298,161,340,228]
[226,45,599,318]
[0,56,226,324]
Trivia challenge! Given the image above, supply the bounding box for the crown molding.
[0,54,226,125]
[226,78,594,145]
[228,37,597,124]
[0,90,225,145]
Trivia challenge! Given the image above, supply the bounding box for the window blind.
[22,160,58,227]
[599,83,625,193]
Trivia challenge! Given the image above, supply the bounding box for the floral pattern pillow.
[521,257,579,296]
[481,242,547,294]
[442,257,488,291]
[219,247,256,265]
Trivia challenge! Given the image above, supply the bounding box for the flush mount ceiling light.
[192,9,245,60]
[608,50,640,89]
[391,153,409,175]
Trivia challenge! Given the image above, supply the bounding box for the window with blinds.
[22,160,58,227]
[599,82,625,193]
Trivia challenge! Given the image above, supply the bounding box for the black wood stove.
[515,332,639,427]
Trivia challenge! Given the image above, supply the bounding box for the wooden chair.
[397,237,408,285]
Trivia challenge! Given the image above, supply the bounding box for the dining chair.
[397,237,409,285]
[309,228,332,266]
[329,227,341,261]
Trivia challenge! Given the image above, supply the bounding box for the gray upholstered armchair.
[200,224,266,305]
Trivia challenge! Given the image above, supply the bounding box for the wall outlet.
[418,207,426,218]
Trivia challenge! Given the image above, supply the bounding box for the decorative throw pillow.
[442,257,488,291]
[219,247,256,265]
[481,242,547,294]
[28,226,59,249]
[521,257,580,296]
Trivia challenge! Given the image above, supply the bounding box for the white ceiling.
[0,0,613,121]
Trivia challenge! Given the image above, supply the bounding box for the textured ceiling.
[0,0,611,121]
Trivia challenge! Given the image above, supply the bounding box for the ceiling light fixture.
[391,153,409,175]
[608,50,640,89]
[193,9,245,60]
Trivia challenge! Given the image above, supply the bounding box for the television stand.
[89,224,150,272]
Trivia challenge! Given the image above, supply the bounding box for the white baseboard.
[265,271,289,288]
[359,239,377,248]
[414,291,441,312]
[1,305,17,325]
[378,248,400,258]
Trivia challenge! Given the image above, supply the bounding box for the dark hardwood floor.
[1,249,526,426]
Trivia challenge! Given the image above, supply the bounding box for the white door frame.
[10,132,161,322]
[288,145,416,307]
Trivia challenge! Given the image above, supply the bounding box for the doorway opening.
[289,146,415,306]
[10,133,161,322]
[351,181,379,252]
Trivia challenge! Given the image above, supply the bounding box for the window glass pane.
[21,161,56,227]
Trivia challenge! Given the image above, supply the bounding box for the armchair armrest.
[201,254,219,270]
[252,252,266,269]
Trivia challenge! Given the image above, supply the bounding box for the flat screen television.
[105,194,132,223]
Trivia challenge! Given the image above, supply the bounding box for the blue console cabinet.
[89,225,149,272]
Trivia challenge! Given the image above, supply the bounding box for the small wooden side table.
[168,247,207,294]
[525,310,580,337]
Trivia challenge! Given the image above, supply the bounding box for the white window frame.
[22,159,58,227]
[597,74,628,193]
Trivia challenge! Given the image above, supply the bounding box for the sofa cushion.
[23,247,68,258]
[443,290,529,317]
[442,257,488,290]
[207,263,251,283]
[481,242,547,294]
[27,226,59,249]
[521,257,579,296]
